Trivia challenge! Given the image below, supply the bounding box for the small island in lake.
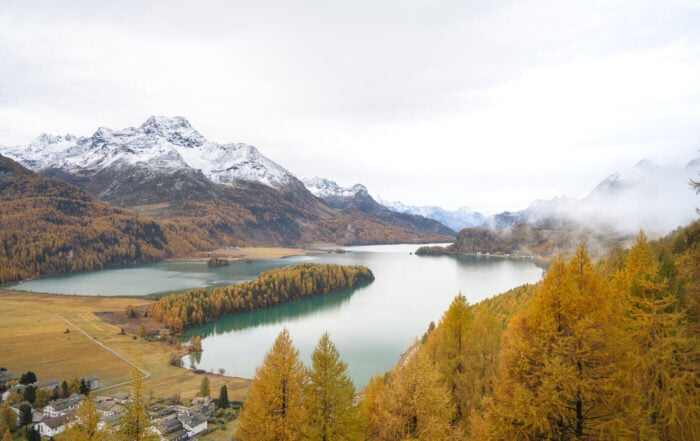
[207,257,231,267]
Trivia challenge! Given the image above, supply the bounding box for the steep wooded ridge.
[360,222,700,440]
[0,116,454,247]
[0,154,210,284]
[151,263,375,333]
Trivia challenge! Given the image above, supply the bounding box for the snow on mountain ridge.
[302,177,368,199]
[378,198,486,231]
[0,116,294,188]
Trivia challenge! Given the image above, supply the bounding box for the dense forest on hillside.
[0,155,222,284]
[151,263,374,333]
[236,222,699,441]
[416,221,629,264]
[0,153,450,285]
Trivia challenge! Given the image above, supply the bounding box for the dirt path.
[55,313,149,386]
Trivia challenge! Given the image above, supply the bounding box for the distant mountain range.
[486,158,700,235]
[301,178,484,232]
[302,177,456,236]
[0,116,454,247]
[415,157,700,262]
[378,201,486,232]
[303,156,700,238]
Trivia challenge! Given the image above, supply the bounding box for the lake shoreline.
[166,246,323,263]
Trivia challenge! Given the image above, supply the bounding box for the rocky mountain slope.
[0,154,200,283]
[302,177,455,236]
[0,117,454,246]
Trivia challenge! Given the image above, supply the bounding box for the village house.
[152,397,213,440]
[44,393,84,417]
[179,412,208,438]
[0,370,16,389]
[94,396,126,417]
[155,414,188,441]
[85,375,100,390]
[97,412,125,432]
[1,378,58,401]
[34,379,59,391]
[36,414,70,437]
[10,401,31,424]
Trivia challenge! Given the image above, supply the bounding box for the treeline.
[151,263,374,333]
[417,221,629,264]
[362,223,699,440]
[235,222,699,441]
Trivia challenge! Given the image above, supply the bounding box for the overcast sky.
[1,0,699,213]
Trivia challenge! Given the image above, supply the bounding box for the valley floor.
[167,246,321,262]
[0,290,251,402]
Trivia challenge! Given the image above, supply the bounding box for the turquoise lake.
[7,244,543,387]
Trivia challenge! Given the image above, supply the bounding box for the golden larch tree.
[486,247,623,440]
[305,332,363,441]
[374,342,454,441]
[236,328,307,441]
[116,361,158,441]
[615,232,700,440]
[63,397,110,441]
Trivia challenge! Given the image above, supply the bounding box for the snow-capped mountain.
[487,158,700,235]
[486,196,577,229]
[378,200,486,232]
[302,177,368,199]
[302,176,456,235]
[0,116,295,189]
[0,117,457,246]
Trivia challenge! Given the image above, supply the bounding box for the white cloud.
[0,0,698,213]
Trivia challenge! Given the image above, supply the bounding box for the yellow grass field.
[169,246,319,262]
[0,291,251,403]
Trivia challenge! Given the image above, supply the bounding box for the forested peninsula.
[151,263,374,333]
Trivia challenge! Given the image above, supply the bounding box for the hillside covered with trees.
[416,220,630,265]
[151,263,374,333]
[0,153,448,284]
[0,154,217,284]
[236,221,699,441]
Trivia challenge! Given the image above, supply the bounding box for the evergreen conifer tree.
[217,385,229,409]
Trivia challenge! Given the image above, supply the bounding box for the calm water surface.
[182,244,542,386]
[7,244,542,386]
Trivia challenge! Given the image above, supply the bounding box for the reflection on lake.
[182,244,543,387]
[5,243,543,387]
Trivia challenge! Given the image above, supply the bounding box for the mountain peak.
[138,115,205,147]
[32,133,78,146]
[0,116,296,189]
[302,177,367,199]
[140,115,192,131]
